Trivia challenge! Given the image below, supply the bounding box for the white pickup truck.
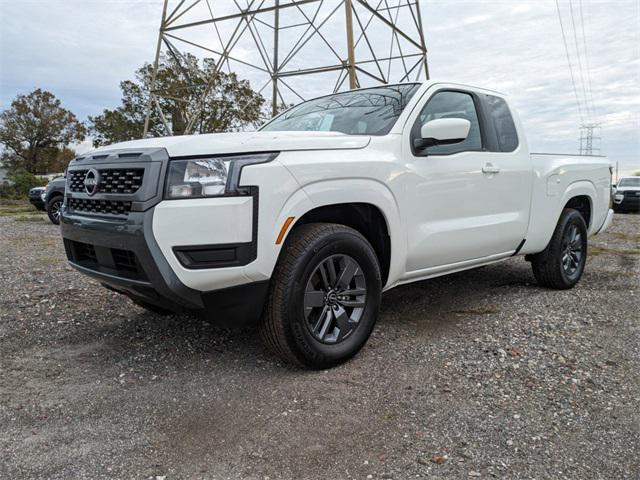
[60,81,613,368]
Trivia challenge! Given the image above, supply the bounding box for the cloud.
[0,0,638,168]
[461,14,493,26]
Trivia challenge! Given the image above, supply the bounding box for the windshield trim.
[259,82,421,136]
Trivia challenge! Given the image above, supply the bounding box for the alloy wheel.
[51,201,62,222]
[303,254,367,344]
[561,223,583,277]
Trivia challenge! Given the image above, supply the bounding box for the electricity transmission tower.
[579,123,601,156]
[144,0,430,136]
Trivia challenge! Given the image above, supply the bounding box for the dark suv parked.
[28,186,46,211]
[613,177,640,213]
[43,176,66,224]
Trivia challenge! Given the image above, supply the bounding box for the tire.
[530,208,588,289]
[260,223,382,369]
[46,195,64,225]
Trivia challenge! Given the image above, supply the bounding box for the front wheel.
[260,223,382,369]
[46,196,64,225]
[530,208,588,289]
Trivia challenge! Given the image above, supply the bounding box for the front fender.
[253,178,404,289]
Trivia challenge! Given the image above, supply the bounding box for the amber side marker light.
[276,216,295,245]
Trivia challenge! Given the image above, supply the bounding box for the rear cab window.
[484,94,519,152]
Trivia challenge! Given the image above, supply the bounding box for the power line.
[568,0,592,121]
[555,0,585,123]
[578,0,598,119]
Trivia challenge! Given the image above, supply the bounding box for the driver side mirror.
[414,118,471,151]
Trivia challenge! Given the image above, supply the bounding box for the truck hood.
[88,131,371,157]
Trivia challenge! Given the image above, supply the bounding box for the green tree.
[0,89,85,174]
[89,52,267,146]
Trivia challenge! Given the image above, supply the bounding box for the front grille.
[68,168,144,194]
[64,239,147,281]
[68,170,87,192]
[74,241,97,263]
[67,198,132,216]
[111,248,139,275]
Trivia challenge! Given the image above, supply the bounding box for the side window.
[412,91,482,155]
[485,95,518,152]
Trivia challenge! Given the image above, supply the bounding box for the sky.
[1,0,639,175]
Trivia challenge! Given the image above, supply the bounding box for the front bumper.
[61,209,268,326]
[613,192,640,212]
[59,147,269,327]
[29,197,46,210]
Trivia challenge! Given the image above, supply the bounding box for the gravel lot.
[1,205,638,480]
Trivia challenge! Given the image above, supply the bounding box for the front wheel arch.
[288,202,391,287]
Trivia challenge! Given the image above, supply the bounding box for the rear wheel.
[530,208,587,289]
[46,195,64,225]
[260,223,382,369]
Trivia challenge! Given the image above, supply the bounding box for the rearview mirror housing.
[414,118,471,151]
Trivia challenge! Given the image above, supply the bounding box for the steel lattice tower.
[579,123,602,156]
[143,0,430,136]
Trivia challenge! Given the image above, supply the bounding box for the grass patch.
[609,232,640,243]
[0,204,37,211]
[0,210,42,217]
[590,246,640,256]
[0,199,29,206]
[14,215,46,223]
[40,255,65,265]
[0,201,41,216]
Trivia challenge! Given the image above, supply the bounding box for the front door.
[402,88,531,273]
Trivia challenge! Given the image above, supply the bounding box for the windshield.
[618,177,640,187]
[261,83,420,135]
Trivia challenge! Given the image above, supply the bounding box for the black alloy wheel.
[560,223,584,280]
[47,196,64,225]
[260,223,382,369]
[303,254,367,344]
[530,208,588,289]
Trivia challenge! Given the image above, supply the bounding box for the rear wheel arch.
[564,195,592,229]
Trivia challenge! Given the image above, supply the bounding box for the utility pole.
[144,0,169,137]
[414,0,430,79]
[344,0,358,89]
[271,0,280,116]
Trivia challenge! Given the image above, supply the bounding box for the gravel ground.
[1,207,639,480]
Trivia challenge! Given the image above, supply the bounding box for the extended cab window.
[485,95,519,152]
[260,84,419,135]
[412,91,482,155]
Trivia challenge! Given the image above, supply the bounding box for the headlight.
[165,152,277,199]
[614,193,624,202]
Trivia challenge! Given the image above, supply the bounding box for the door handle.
[482,162,501,174]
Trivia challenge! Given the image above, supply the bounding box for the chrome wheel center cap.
[326,291,338,306]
